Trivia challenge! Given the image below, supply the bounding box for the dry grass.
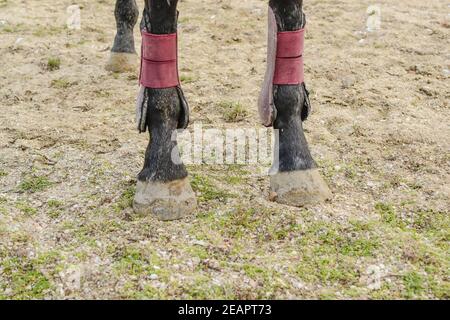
[0,0,448,299]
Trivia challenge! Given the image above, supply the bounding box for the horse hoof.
[133,177,197,221]
[270,169,332,207]
[105,52,138,73]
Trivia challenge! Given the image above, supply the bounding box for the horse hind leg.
[264,0,332,206]
[132,0,197,221]
[106,0,139,72]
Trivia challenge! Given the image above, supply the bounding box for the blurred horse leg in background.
[106,0,139,72]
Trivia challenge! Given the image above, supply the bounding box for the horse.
[106,0,331,220]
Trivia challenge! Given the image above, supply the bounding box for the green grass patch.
[126,283,168,300]
[33,25,66,37]
[0,252,59,299]
[115,186,136,212]
[180,75,196,84]
[242,264,266,279]
[215,207,262,239]
[182,276,231,299]
[46,199,64,219]
[223,175,244,185]
[19,175,52,193]
[191,174,233,203]
[412,209,448,233]
[296,255,359,285]
[47,57,61,71]
[403,271,425,299]
[340,238,380,257]
[51,78,77,89]
[219,101,248,122]
[47,199,63,208]
[0,23,24,33]
[113,247,163,279]
[15,201,37,216]
[375,202,405,228]
[292,220,382,286]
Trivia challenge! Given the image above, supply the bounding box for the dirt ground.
[0,0,448,299]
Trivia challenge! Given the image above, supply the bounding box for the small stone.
[269,191,278,202]
[149,274,159,280]
[361,264,388,291]
[367,181,376,188]
[291,280,305,290]
[341,76,356,89]
[191,239,208,247]
[15,38,24,45]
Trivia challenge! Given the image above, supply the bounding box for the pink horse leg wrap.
[258,7,306,127]
[139,31,179,89]
[273,29,305,85]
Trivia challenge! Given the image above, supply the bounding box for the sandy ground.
[0,0,449,299]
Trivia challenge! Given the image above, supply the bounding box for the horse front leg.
[260,0,332,206]
[132,0,196,221]
[106,0,139,72]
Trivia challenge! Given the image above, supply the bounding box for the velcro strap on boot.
[139,31,179,89]
[273,29,305,85]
